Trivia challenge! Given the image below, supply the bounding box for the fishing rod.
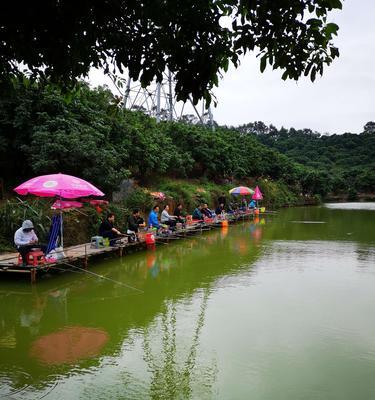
[61,261,144,293]
[173,233,197,239]
[46,265,84,274]
[154,240,169,245]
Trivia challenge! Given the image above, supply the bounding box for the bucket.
[221,220,228,227]
[145,233,155,245]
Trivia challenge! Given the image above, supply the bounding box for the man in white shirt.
[14,220,45,265]
[160,205,176,228]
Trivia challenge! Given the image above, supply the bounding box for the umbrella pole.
[61,210,64,248]
[58,194,64,249]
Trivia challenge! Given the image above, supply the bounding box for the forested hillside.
[0,80,373,201]
[0,80,317,197]
[234,121,375,197]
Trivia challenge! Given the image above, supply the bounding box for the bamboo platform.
[0,210,262,283]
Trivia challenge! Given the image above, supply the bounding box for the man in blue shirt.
[192,204,204,221]
[148,205,160,229]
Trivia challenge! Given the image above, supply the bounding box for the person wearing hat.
[14,220,46,265]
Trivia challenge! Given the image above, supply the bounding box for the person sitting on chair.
[241,198,248,211]
[14,220,46,265]
[127,209,145,242]
[218,192,227,207]
[192,204,204,221]
[161,205,177,228]
[148,205,161,229]
[215,203,225,215]
[173,204,185,224]
[99,213,123,245]
[201,203,214,218]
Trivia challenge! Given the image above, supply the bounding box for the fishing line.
[45,265,84,274]
[2,384,30,397]
[61,262,144,293]
[37,381,59,399]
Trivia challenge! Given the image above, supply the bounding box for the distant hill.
[232,121,375,197]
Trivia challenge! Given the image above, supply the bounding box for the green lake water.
[1,203,375,399]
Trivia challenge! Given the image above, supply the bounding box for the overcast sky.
[90,0,375,135]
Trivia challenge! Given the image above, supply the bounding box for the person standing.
[14,220,46,265]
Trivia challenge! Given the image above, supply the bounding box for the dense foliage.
[234,121,375,196]
[0,81,307,194]
[2,79,373,251]
[1,81,373,203]
[1,0,342,104]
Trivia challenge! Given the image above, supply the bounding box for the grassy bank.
[0,178,311,253]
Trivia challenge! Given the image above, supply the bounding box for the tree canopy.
[1,0,342,104]
[236,121,375,195]
[0,81,311,194]
[3,80,374,201]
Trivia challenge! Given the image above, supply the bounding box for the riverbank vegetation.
[0,79,373,251]
[0,80,335,197]
[234,121,375,199]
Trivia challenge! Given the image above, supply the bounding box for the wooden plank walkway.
[0,210,262,283]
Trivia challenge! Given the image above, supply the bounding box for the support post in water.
[84,244,88,269]
[30,268,36,284]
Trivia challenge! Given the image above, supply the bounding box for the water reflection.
[30,326,109,365]
[142,289,217,399]
[0,219,264,397]
[1,206,375,399]
[325,202,375,210]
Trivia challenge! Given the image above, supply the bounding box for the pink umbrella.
[252,186,263,201]
[14,173,104,248]
[51,200,83,210]
[14,173,104,199]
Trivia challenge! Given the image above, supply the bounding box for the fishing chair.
[18,250,46,266]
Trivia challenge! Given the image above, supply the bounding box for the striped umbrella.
[229,186,255,196]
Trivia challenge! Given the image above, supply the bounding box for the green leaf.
[260,55,267,73]
[281,70,289,80]
[325,23,339,36]
[310,66,317,82]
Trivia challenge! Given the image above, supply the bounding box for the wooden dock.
[0,210,262,283]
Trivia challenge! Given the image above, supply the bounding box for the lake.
[1,203,375,399]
